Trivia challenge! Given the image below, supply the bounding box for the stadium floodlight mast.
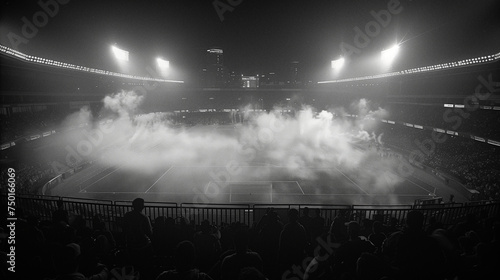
[111,45,129,61]
[157,57,169,69]
[381,44,399,62]
[331,57,345,69]
[157,57,170,77]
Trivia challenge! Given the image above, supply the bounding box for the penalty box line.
[205,181,304,195]
[334,166,370,195]
[386,170,434,195]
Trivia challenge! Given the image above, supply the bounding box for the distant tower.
[289,61,300,85]
[206,48,224,87]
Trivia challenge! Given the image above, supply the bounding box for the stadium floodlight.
[111,45,129,61]
[331,57,345,69]
[381,45,399,62]
[157,58,169,69]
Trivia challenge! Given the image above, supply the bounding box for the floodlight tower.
[381,45,399,63]
[111,45,129,61]
[157,57,170,77]
[331,57,345,69]
[331,56,345,76]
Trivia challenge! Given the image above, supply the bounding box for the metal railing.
[2,195,498,232]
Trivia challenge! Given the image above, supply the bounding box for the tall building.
[241,75,259,88]
[205,48,224,87]
[289,61,300,85]
[228,71,242,87]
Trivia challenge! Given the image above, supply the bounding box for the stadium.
[1,1,499,280]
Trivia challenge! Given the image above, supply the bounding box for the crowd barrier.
[2,194,498,233]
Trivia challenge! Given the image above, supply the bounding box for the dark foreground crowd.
[1,198,499,280]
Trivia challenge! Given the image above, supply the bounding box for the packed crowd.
[0,110,63,143]
[175,112,238,126]
[388,104,500,140]
[2,199,498,280]
[0,163,53,194]
[1,105,103,144]
[379,125,500,200]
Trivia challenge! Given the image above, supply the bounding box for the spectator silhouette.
[15,211,47,279]
[156,240,213,280]
[303,241,336,280]
[425,216,443,235]
[299,207,313,242]
[334,221,375,278]
[50,242,108,280]
[310,208,325,241]
[391,210,446,280]
[52,200,69,225]
[278,209,308,274]
[329,210,348,243]
[368,221,386,253]
[123,198,153,267]
[385,217,400,235]
[256,211,282,278]
[153,216,169,256]
[194,220,221,272]
[221,229,263,280]
[92,216,115,249]
[153,216,179,257]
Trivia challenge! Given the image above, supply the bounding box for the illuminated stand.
[0,44,183,83]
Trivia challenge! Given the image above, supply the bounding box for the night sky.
[1,0,499,81]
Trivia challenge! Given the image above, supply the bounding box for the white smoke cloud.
[58,90,402,199]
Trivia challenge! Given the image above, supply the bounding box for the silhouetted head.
[233,228,250,253]
[314,208,321,216]
[174,241,196,272]
[302,207,310,216]
[346,221,361,239]
[132,198,145,211]
[288,208,299,222]
[269,211,279,222]
[406,211,424,231]
[201,220,211,233]
[373,221,383,234]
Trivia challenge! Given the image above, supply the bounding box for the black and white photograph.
[1,0,499,279]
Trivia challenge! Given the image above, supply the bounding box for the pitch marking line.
[295,181,305,194]
[79,166,123,193]
[206,181,301,192]
[77,192,427,199]
[406,177,433,195]
[387,170,433,195]
[80,141,167,193]
[145,166,173,193]
[173,165,344,168]
[333,166,370,195]
[74,167,109,191]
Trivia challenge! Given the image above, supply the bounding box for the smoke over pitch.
[61,90,402,195]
